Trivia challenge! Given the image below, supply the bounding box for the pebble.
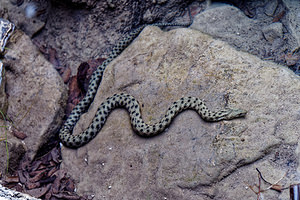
[262,22,283,42]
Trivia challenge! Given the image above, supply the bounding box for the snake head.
[223,108,247,120]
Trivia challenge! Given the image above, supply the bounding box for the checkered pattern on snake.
[58,18,247,148]
[0,19,15,54]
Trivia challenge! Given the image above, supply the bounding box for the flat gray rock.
[190,5,265,56]
[264,0,278,16]
[283,0,300,48]
[61,27,300,199]
[0,121,26,175]
[262,22,283,42]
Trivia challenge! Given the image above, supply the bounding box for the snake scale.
[58,11,247,148]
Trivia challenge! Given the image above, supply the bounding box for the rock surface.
[0,29,67,165]
[283,0,300,47]
[32,0,194,75]
[0,120,26,176]
[190,4,289,60]
[1,1,300,199]
[262,22,283,43]
[264,0,278,16]
[61,26,300,199]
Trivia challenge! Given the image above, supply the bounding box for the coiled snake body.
[59,18,247,148]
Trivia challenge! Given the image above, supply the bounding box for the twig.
[246,168,287,199]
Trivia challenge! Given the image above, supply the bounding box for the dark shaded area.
[3,145,87,200]
[66,58,105,116]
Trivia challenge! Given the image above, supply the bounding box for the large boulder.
[61,26,299,199]
[0,29,67,176]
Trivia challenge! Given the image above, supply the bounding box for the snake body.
[60,93,246,148]
[0,19,15,54]
[59,13,247,148]
[0,19,15,117]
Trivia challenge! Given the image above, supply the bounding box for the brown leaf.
[273,11,286,22]
[29,168,44,177]
[62,66,72,83]
[4,175,19,183]
[50,147,61,164]
[20,156,30,171]
[48,47,60,68]
[64,178,76,192]
[68,76,81,101]
[271,184,282,192]
[18,170,29,184]
[39,175,56,185]
[44,191,52,200]
[30,160,43,172]
[47,166,59,177]
[25,184,51,198]
[77,58,105,93]
[25,181,40,190]
[77,62,90,93]
[66,76,82,116]
[18,170,27,184]
[285,53,300,66]
[29,169,47,182]
[51,174,60,194]
[12,129,27,140]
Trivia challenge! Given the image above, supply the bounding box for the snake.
[0,18,15,54]
[61,93,246,148]
[57,9,247,148]
[0,18,15,116]
[0,15,246,149]
[0,18,15,75]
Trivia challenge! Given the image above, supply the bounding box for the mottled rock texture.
[0,29,67,167]
[283,0,300,47]
[34,0,194,75]
[0,122,26,176]
[61,27,300,199]
[190,5,289,59]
